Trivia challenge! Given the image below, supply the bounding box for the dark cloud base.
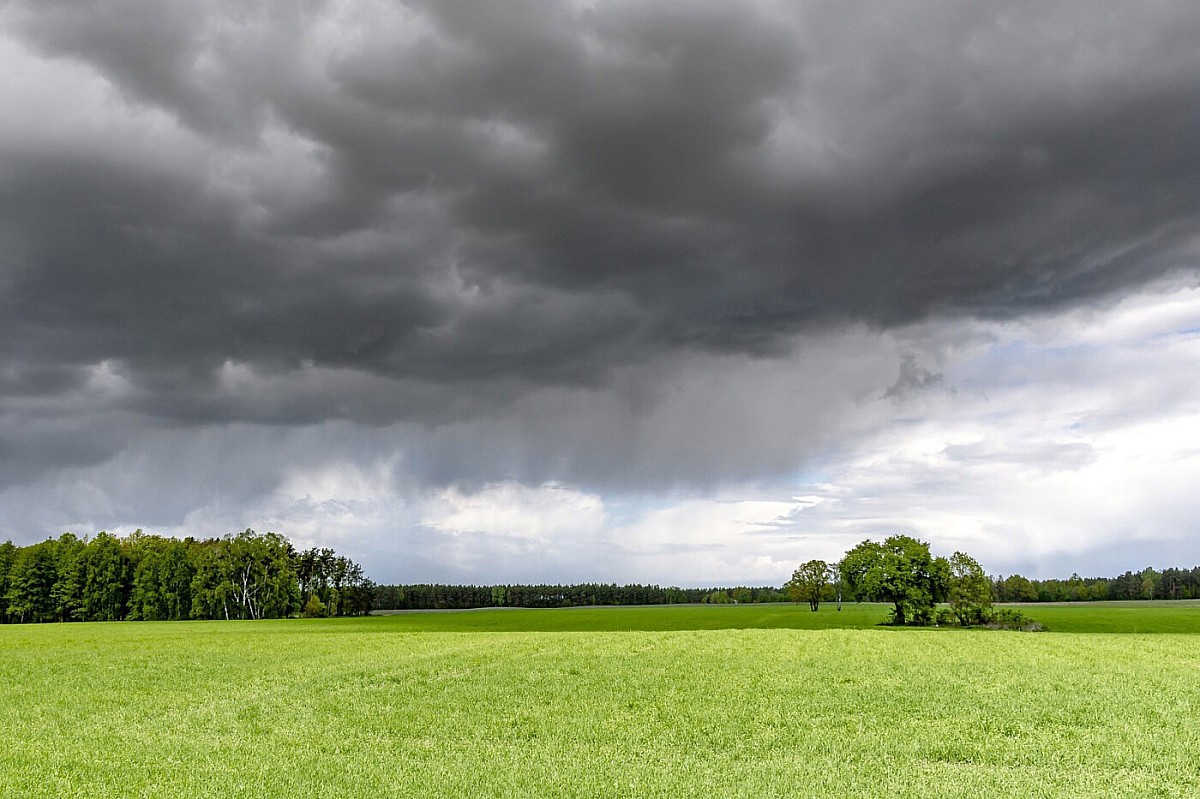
[2,0,1199,500]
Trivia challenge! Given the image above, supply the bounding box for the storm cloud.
[2,1,1198,581]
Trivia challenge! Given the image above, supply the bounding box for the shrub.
[985,607,1046,631]
[302,594,326,618]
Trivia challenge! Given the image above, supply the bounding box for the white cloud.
[276,459,398,506]
[423,481,606,541]
[606,495,824,585]
[773,284,1200,578]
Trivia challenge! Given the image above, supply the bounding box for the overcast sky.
[2,1,1199,585]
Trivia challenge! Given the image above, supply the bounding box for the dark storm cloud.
[2,0,1199,469]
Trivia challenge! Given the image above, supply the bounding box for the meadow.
[1,602,1198,798]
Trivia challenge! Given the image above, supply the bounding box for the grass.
[369,600,893,631]
[1,603,1198,797]
[995,600,1200,633]
[368,599,1200,634]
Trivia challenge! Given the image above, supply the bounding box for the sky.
[1,1,1199,586]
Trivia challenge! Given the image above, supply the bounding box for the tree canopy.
[786,559,831,611]
[839,535,949,626]
[1,529,373,624]
[947,551,992,626]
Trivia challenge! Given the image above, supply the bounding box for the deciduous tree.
[5,541,59,623]
[786,559,831,611]
[947,551,992,626]
[1002,574,1038,603]
[81,532,131,622]
[840,535,944,625]
[50,533,85,622]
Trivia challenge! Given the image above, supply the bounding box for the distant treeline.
[373,583,786,610]
[992,567,1200,603]
[6,526,1197,625]
[374,566,1200,612]
[0,530,373,624]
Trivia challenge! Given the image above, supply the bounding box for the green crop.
[1,603,1197,797]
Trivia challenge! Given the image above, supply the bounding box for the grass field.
[369,599,1200,633]
[2,602,1198,797]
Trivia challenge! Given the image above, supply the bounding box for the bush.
[985,607,1046,631]
[302,594,326,618]
[934,607,955,626]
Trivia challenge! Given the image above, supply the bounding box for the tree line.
[6,527,1193,625]
[992,567,1200,602]
[0,529,373,624]
[373,583,787,610]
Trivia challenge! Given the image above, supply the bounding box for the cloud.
[1,3,1199,582]
[423,481,606,543]
[3,2,1199,428]
[884,353,944,400]
[2,283,1196,583]
[776,284,1200,578]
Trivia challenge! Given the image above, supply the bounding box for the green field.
[2,602,1198,797]
[369,599,1200,633]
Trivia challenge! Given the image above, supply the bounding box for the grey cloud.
[942,440,1096,473]
[884,353,943,399]
[2,0,1200,494]
[0,413,134,487]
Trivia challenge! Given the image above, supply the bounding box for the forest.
[991,567,1200,602]
[3,528,1198,624]
[372,583,785,610]
[0,529,373,623]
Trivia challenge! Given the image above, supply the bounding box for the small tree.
[786,560,831,611]
[302,593,326,618]
[947,551,992,626]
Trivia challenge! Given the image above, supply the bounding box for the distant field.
[2,602,1198,797]
[370,600,892,631]
[996,600,1200,634]
[369,599,1200,634]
